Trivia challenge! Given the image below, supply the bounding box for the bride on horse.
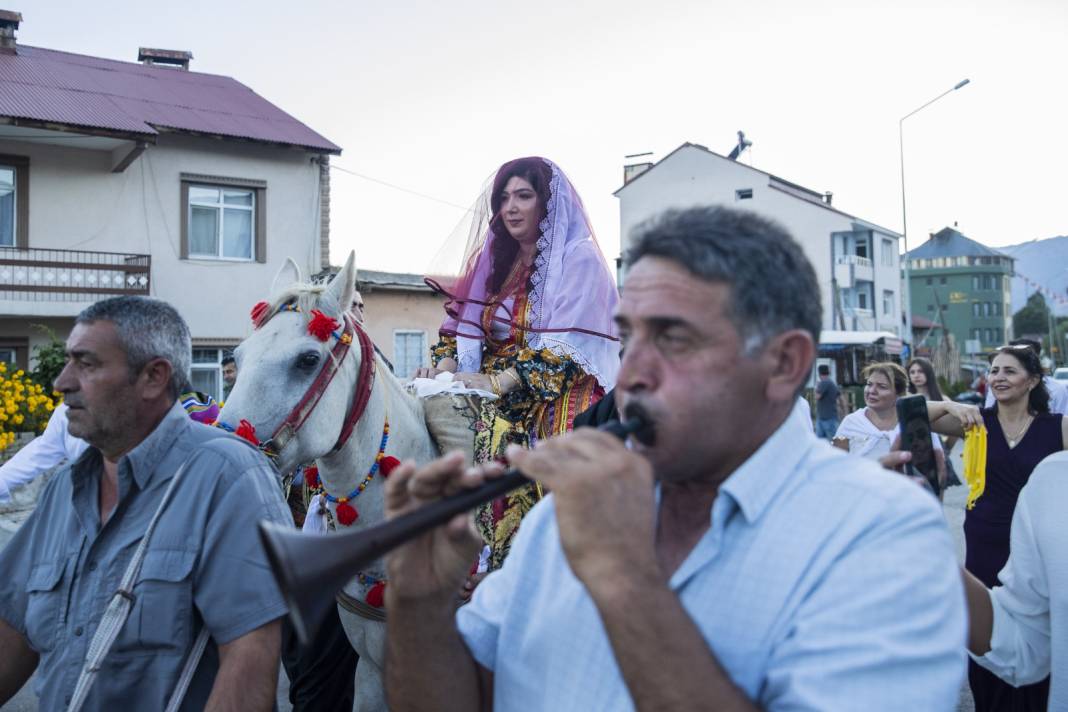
[419,156,620,571]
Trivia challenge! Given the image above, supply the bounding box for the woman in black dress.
[929,344,1068,711]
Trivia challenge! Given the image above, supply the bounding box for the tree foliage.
[1013,292,1052,341]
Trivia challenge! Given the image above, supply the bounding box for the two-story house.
[906,226,1014,358]
[615,142,903,337]
[0,11,340,400]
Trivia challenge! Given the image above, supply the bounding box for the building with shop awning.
[817,331,904,385]
[820,330,904,353]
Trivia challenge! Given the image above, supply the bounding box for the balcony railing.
[836,254,873,269]
[0,247,151,301]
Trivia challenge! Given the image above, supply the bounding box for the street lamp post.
[899,78,971,354]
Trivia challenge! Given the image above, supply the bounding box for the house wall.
[0,133,324,346]
[617,145,901,335]
[361,288,445,377]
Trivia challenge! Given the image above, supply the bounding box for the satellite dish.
[727,130,752,161]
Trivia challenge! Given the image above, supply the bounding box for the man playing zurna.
[384,206,967,710]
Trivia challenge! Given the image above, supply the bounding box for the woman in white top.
[834,362,945,484]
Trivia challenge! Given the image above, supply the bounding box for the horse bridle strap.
[331,321,376,454]
[266,313,376,456]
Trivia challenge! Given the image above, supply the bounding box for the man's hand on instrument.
[384,452,500,604]
[505,430,660,597]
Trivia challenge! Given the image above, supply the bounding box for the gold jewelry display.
[489,372,502,397]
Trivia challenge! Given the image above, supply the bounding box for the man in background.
[221,354,238,400]
[814,363,840,439]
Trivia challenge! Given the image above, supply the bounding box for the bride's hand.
[454,373,493,392]
[415,366,451,379]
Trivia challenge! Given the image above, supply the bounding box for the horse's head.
[219,252,363,474]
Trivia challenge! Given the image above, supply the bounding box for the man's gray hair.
[624,206,822,354]
[76,296,191,398]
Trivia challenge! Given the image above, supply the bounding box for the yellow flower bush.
[0,361,55,453]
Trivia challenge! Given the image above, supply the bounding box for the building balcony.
[0,247,151,316]
[834,254,874,288]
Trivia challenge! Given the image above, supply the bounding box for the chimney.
[0,10,21,54]
[138,47,192,70]
[822,191,833,205]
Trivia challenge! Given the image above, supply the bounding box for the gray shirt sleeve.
[0,504,36,635]
[193,458,293,645]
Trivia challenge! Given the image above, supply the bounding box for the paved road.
[2,451,977,711]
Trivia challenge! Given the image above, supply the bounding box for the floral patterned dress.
[431,271,603,569]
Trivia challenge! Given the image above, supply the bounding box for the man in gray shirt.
[0,296,292,710]
[814,364,840,439]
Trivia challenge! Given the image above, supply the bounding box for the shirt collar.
[719,405,814,525]
[123,400,189,490]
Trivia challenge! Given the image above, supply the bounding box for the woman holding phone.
[833,363,945,482]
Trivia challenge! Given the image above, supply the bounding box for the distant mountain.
[1001,236,1068,317]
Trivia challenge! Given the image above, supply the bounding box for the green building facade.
[906,227,1014,357]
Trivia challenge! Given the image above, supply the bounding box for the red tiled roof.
[0,45,340,153]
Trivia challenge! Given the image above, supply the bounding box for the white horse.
[219,252,439,712]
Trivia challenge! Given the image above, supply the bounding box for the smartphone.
[896,395,940,497]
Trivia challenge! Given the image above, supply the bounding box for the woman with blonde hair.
[834,362,945,487]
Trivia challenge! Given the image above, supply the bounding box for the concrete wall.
[0,133,325,348]
[360,288,445,377]
[617,145,901,335]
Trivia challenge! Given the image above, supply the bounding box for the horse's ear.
[323,251,356,317]
[269,257,304,300]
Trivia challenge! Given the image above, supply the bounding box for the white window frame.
[392,330,428,380]
[881,238,894,267]
[187,184,256,261]
[0,347,16,365]
[0,164,15,248]
[190,347,225,402]
[882,290,894,316]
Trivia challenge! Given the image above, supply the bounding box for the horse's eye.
[297,351,321,370]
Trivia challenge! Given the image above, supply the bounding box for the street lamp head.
[954,78,971,90]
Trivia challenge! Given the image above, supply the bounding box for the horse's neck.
[320,359,436,481]
[373,364,437,460]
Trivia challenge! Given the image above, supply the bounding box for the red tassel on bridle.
[336,502,358,526]
[379,456,400,478]
[235,419,260,446]
[250,301,270,329]
[307,309,340,341]
[366,581,386,608]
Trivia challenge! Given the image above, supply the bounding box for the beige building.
[357,270,446,379]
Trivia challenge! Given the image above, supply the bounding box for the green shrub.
[29,325,66,395]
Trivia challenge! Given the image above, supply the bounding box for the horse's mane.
[266,282,342,323]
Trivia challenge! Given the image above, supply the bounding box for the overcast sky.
[21,0,1068,275]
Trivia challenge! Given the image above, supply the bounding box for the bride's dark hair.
[486,157,553,295]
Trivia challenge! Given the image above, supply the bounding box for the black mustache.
[620,401,657,446]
